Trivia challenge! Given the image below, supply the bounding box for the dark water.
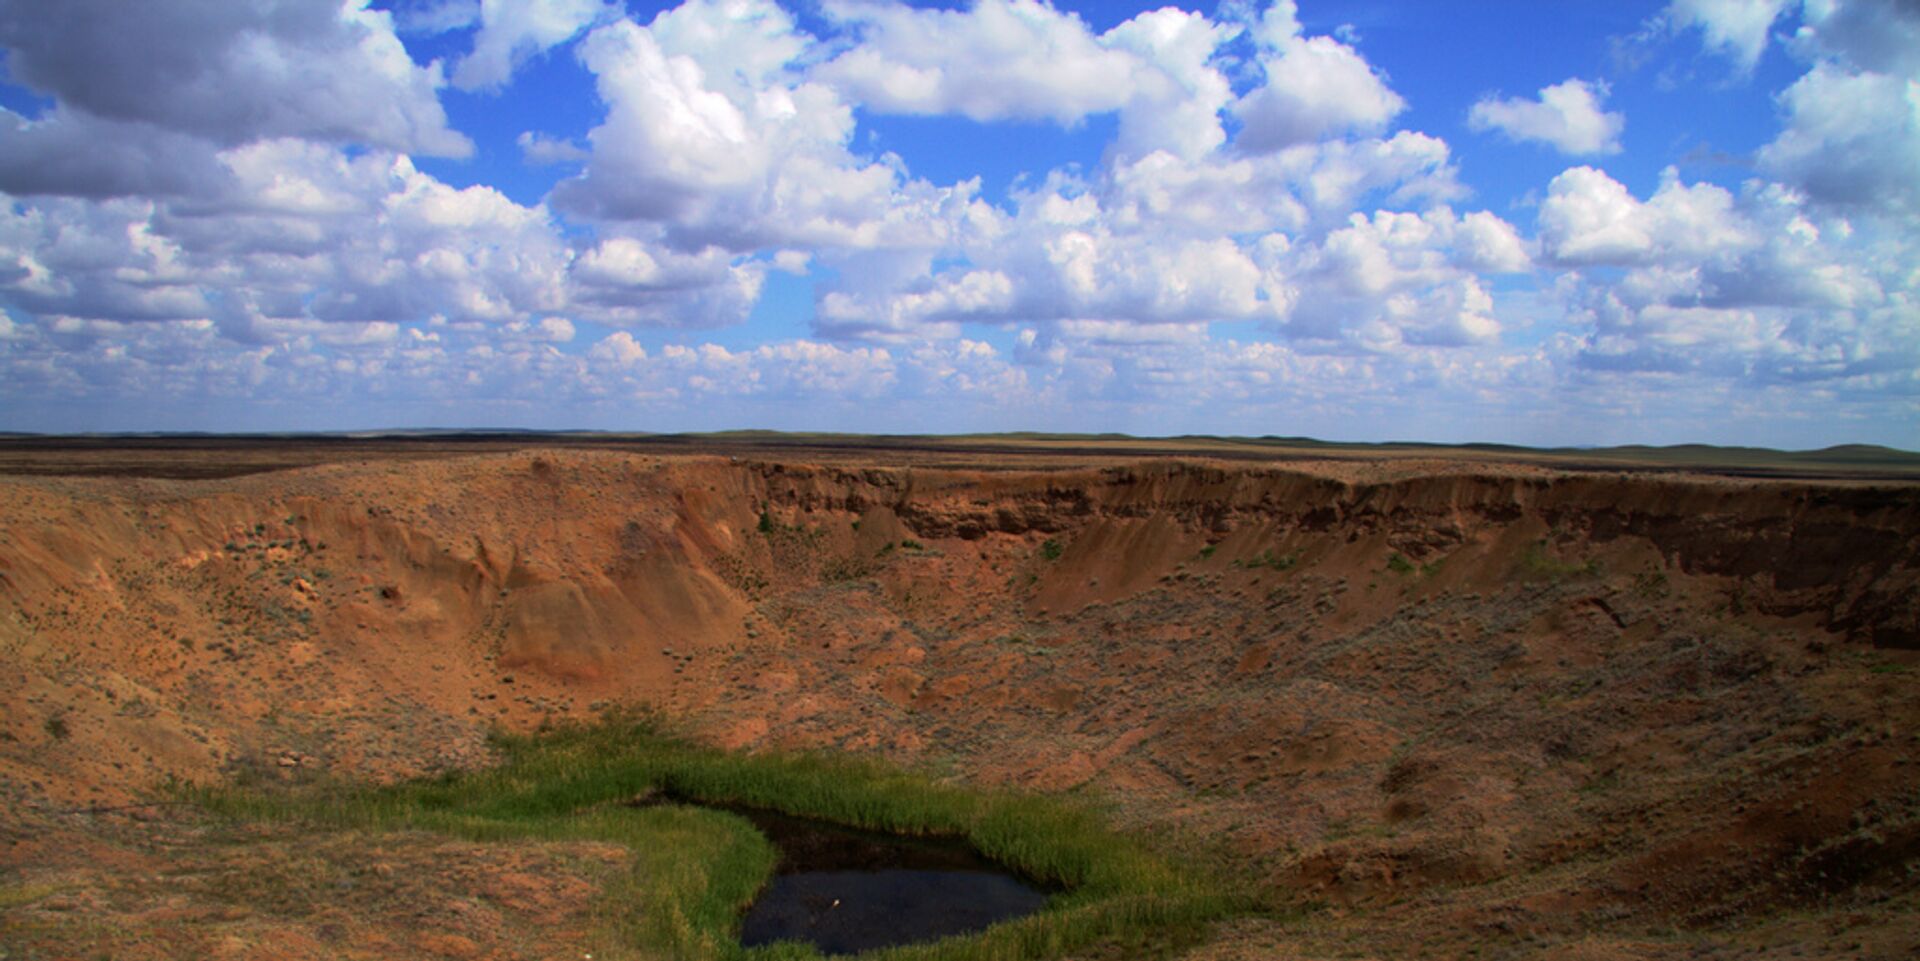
[722,806,1051,955]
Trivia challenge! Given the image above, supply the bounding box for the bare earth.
[2,438,1917,960]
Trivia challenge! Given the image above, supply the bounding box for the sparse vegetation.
[1039,539,1063,561]
[1633,568,1671,598]
[43,715,70,741]
[820,555,872,583]
[185,711,1248,961]
[1385,553,1415,575]
[1517,540,1601,581]
[1233,549,1296,572]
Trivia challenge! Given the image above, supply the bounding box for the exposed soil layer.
[3,447,1918,959]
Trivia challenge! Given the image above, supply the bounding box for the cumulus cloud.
[811,144,1508,357]
[1759,63,1920,212]
[52,153,531,339]
[816,0,1135,123]
[1789,0,1920,76]
[0,108,230,199]
[1663,0,1794,71]
[590,330,647,365]
[1269,208,1528,349]
[1231,1,1406,152]
[1541,166,1915,392]
[816,269,1015,341]
[1469,79,1625,155]
[517,131,591,165]
[550,1,978,253]
[567,236,766,328]
[1539,167,1758,267]
[454,0,614,91]
[1100,7,1237,160]
[1097,130,1461,240]
[1755,2,1920,214]
[819,0,1234,159]
[0,0,470,156]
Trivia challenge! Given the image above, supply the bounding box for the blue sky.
[0,0,1914,448]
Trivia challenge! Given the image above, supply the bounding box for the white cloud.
[816,0,1134,123]
[0,0,470,156]
[0,139,600,342]
[816,269,1014,341]
[1539,166,1755,266]
[821,204,1272,337]
[454,0,613,91]
[1103,131,1462,237]
[1268,208,1526,349]
[516,131,591,165]
[550,2,975,253]
[1664,0,1794,71]
[1469,79,1625,156]
[816,1,1236,161]
[567,236,765,328]
[590,330,647,364]
[1101,7,1236,160]
[1231,4,1405,152]
[537,316,576,342]
[1790,0,1920,76]
[0,108,230,200]
[1759,55,1920,213]
[1542,167,1917,390]
[563,16,765,216]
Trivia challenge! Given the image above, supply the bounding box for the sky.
[0,0,1915,448]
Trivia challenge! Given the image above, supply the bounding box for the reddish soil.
[2,446,1917,959]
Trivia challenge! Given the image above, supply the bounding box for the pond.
[706,803,1052,955]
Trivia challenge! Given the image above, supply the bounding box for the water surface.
[722,805,1051,955]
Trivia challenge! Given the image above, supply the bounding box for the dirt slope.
[3,449,1917,960]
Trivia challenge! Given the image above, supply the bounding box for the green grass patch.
[181,711,1249,961]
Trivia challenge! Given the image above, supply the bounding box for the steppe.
[2,433,1918,960]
